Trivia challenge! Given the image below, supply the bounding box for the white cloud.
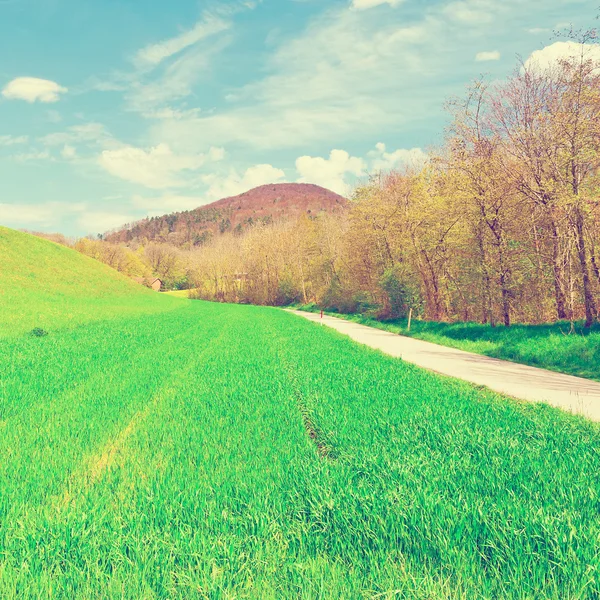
[296,149,365,196]
[368,143,429,171]
[130,162,284,214]
[0,202,84,227]
[351,0,403,10]
[141,107,202,120]
[0,135,28,146]
[443,0,494,24]
[524,41,600,73]
[78,212,138,234]
[127,36,232,116]
[476,50,501,61]
[98,143,224,189]
[134,14,230,68]
[40,123,112,147]
[61,145,77,159]
[14,151,52,162]
[2,77,67,103]
[131,193,205,215]
[293,145,428,195]
[150,7,441,151]
[203,164,286,200]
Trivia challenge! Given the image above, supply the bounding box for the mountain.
[104,183,347,247]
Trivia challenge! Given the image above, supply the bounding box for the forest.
[47,39,600,328]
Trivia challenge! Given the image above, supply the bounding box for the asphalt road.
[288,310,600,423]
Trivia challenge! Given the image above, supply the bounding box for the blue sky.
[0,0,596,236]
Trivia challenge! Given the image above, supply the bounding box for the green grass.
[293,304,600,381]
[164,289,192,298]
[2,229,600,598]
[0,227,179,337]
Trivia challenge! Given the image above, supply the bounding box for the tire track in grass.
[263,317,338,461]
[290,375,337,461]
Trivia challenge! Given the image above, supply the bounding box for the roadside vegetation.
[295,304,600,381]
[2,228,600,598]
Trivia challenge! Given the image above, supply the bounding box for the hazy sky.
[0,0,596,236]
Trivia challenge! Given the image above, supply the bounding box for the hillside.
[104,183,347,247]
[0,226,176,336]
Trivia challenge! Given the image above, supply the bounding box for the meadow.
[295,305,600,382]
[2,229,600,598]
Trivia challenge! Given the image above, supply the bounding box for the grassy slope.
[2,229,600,597]
[294,305,600,381]
[0,227,178,336]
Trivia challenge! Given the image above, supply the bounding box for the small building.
[133,276,163,292]
[150,278,163,292]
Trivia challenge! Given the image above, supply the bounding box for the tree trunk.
[590,239,600,287]
[476,224,494,325]
[574,209,597,328]
[550,219,568,320]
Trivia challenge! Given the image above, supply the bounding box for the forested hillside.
[104,183,347,247]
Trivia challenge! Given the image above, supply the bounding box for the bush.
[379,267,423,319]
[274,278,301,306]
[30,327,48,337]
[321,281,377,314]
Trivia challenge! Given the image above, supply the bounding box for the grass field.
[2,229,600,598]
[294,305,600,381]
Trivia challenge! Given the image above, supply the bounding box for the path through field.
[288,310,600,422]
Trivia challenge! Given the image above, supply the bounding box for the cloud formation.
[2,77,67,103]
[368,143,428,171]
[476,50,501,61]
[524,41,600,73]
[296,150,366,195]
[99,143,224,189]
[203,164,286,200]
[351,0,403,10]
[0,201,84,226]
[0,135,28,146]
[134,14,231,68]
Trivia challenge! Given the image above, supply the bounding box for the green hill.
[0,226,177,337]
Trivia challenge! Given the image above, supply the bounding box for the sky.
[0,0,596,237]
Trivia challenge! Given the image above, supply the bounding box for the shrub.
[274,278,301,306]
[30,327,48,337]
[379,267,423,319]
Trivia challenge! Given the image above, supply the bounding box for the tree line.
[35,38,600,327]
[190,42,600,328]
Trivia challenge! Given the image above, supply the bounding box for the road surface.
[288,310,600,422]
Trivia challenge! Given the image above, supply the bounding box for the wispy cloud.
[39,123,113,148]
[0,201,85,226]
[0,135,28,146]
[350,0,404,10]
[476,50,501,61]
[134,14,231,68]
[98,143,225,189]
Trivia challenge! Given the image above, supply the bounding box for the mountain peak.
[105,183,347,246]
